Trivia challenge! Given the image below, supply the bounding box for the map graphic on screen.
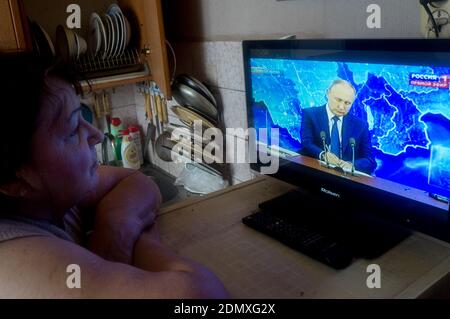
[250,58,450,198]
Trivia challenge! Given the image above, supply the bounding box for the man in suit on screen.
[300,79,376,175]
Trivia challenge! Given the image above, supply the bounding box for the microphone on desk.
[320,131,330,168]
[349,137,356,176]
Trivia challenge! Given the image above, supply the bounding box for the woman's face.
[25,76,104,212]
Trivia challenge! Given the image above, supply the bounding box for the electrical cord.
[165,39,177,86]
[425,8,450,38]
[421,0,441,37]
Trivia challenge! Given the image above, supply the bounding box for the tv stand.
[258,189,411,260]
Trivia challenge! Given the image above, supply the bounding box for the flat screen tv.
[243,39,450,244]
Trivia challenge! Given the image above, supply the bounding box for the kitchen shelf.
[78,63,150,92]
[1,0,171,98]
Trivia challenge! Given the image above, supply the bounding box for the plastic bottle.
[114,130,125,162]
[121,129,141,169]
[111,118,125,162]
[128,126,144,165]
[110,118,124,137]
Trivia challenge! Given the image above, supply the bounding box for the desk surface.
[158,176,450,299]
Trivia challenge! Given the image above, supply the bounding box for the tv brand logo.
[366,264,381,289]
[320,188,341,198]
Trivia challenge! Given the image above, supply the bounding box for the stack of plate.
[88,4,131,59]
[56,25,87,62]
[171,74,219,128]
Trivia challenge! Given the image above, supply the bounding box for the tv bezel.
[243,38,450,243]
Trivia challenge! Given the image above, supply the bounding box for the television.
[243,39,450,249]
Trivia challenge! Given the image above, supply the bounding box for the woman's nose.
[87,123,105,147]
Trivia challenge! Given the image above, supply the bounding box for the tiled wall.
[81,85,139,163]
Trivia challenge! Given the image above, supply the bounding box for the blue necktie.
[331,116,340,157]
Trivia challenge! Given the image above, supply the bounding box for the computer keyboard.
[242,211,354,269]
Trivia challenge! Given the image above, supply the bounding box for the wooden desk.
[158,176,450,299]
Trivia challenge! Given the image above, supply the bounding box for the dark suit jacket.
[300,106,376,175]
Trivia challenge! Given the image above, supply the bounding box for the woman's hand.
[88,212,155,263]
[79,166,162,264]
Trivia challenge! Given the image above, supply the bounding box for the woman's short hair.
[0,53,75,186]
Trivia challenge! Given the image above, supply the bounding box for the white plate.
[91,13,107,59]
[114,12,125,56]
[88,13,101,56]
[109,13,121,58]
[107,4,129,52]
[102,14,114,59]
[107,3,122,15]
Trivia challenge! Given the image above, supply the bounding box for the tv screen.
[243,39,450,242]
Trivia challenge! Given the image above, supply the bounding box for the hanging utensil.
[93,93,102,118]
[151,86,161,135]
[103,90,112,134]
[145,90,152,121]
[143,92,153,162]
[161,96,169,125]
[155,92,164,131]
[94,92,108,133]
[148,92,158,147]
[144,89,157,163]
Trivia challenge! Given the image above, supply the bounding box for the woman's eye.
[69,126,79,138]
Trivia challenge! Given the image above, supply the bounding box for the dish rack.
[72,48,145,80]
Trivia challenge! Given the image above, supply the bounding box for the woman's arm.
[132,224,229,298]
[79,166,162,264]
[0,235,228,299]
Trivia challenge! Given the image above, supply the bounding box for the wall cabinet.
[0,0,171,97]
[120,0,171,97]
[0,0,29,52]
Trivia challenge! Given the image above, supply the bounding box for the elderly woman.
[0,53,228,298]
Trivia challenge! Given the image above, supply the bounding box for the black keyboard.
[242,211,354,269]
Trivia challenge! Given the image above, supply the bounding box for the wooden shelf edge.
[79,75,151,93]
[78,65,152,93]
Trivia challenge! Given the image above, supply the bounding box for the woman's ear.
[0,166,41,199]
[0,179,29,198]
